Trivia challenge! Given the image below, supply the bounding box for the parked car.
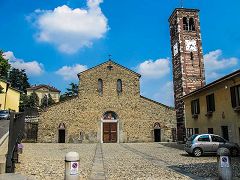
[0,110,10,120]
[185,134,240,157]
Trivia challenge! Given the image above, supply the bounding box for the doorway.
[154,129,161,142]
[58,129,65,143]
[103,122,117,143]
[58,123,66,143]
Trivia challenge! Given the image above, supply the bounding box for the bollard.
[18,143,23,154]
[217,148,233,180]
[65,152,80,180]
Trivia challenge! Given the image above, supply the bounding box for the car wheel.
[193,148,202,157]
[231,148,239,157]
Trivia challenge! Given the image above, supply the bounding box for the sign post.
[217,148,232,180]
[65,152,80,180]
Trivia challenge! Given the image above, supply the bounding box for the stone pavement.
[14,143,240,179]
[0,120,9,140]
[89,144,105,180]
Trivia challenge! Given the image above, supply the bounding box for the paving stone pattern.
[15,143,240,180]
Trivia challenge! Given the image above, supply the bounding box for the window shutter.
[197,99,200,114]
[230,87,236,108]
[191,101,194,115]
[212,94,215,111]
[206,95,210,112]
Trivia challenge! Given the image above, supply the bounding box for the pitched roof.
[0,79,22,93]
[182,69,240,99]
[77,60,141,78]
[27,84,61,92]
[140,95,175,110]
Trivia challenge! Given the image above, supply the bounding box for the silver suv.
[185,134,240,157]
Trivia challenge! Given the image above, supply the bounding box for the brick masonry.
[38,61,176,143]
[169,8,206,140]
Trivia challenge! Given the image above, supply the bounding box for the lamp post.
[4,81,10,110]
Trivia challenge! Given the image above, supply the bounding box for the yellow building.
[183,70,240,145]
[26,84,60,105]
[0,80,21,112]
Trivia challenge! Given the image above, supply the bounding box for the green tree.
[66,83,78,96]
[19,92,39,111]
[8,68,30,93]
[0,50,11,79]
[41,94,55,108]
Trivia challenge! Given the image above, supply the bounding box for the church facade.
[38,61,176,143]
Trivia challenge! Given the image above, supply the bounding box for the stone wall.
[38,61,176,143]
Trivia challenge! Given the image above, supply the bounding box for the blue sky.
[0,0,240,106]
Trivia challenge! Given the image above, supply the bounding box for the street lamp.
[4,81,10,110]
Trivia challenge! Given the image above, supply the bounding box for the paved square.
[15,143,240,179]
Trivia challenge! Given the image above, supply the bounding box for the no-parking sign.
[220,156,229,168]
[70,161,79,175]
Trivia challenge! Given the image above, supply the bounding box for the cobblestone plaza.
[15,143,240,179]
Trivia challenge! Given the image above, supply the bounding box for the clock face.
[173,42,178,56]
[185,40,197,51]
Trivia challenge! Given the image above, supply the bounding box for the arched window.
[103,111,118,120]
[98,79,103,96]
[183,17,188,31]
[117,79,122,95]
[189,18,195,31]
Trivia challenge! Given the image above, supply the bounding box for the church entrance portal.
[102,111,118,143]
[103,122,117,143]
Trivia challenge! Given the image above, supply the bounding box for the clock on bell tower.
[169,8,206,141]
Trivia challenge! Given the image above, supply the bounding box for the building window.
[117,79,122,95]
[206,94,215,112]
[194,128,199,134]
[103,111,118,120]
[191,99,200,115]
[186,128,193,138]
[189,18,195,31]
[208,128,214,134]
[98,79,103,96]
[183,17,188,31]
[221,126,229,141]
[190,52,194,61]
[230,85,240,108]
[183,17,195,31]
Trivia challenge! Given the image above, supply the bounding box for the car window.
[187,134,198,141]
[198,135,210,142]
[0,110,8,114]
[211,135,225,142]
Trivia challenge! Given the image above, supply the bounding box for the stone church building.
[38,61,176,143]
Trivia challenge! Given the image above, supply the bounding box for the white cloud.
[153,81,174,107]
[56,64,88,80]
[137,58,170,79]
[29,0,108,54]
[3,51,44,76]
[204,49,238,71]
[204,49,238,81]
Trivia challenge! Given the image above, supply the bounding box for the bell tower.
[169,8,206,141]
